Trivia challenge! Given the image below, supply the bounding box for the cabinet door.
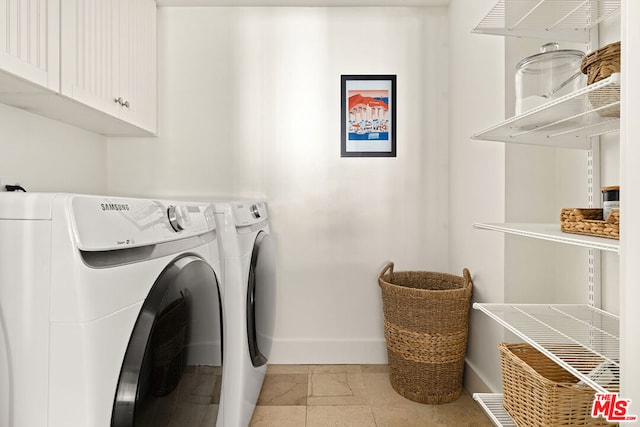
[60,0,156,133]
[117,0,157,132]
[60,0,120,118]
[0,0,59,91]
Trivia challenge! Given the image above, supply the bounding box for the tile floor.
[249,365,493,427]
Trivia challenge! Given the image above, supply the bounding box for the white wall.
[448,0,505,393]
[0,103,107,193]
[108,6,449,363]
[502,34,592,309]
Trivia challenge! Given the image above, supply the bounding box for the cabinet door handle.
[114,97,130,108]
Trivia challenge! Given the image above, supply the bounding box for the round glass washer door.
[247,231,277,367]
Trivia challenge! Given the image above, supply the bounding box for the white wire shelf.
[473,393,517,427]
[474,303,620,393]
[472,73,620,149]
[473,222,620,253]
[472,0,621,43]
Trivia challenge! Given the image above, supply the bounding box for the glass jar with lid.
[515,42,586,115]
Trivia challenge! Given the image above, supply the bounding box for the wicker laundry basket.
[378,262,472,404]
[499,342,616,426]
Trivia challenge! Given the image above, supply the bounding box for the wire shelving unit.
[472,0,621,42]
[474,303,620,394]
[473,222,619,253]
[473,394,518,427]
[472,73,620,149]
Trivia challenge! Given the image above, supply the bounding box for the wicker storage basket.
[560,208,619,240]
[499,343,615,427]
[581,41,621,117]
[378,262,472,404]
[581,41,621,85]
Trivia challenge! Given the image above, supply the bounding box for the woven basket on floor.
[378,262,472,404]
[581,41,621,117]
[500,343,616,427]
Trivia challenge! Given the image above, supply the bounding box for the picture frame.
[341,74,396,157]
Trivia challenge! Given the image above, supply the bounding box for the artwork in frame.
[341,75,396,157]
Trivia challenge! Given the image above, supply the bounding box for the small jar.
[602,186,620,220]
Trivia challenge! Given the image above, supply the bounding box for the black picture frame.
[341,74,397,157]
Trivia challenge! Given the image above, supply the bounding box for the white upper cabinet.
[0,0,156,135]
[61,0,157,134]
[60,0,119,119]
[0,0,59,91]
[116,0,157,132]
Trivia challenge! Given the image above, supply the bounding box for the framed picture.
[341,74,396,157]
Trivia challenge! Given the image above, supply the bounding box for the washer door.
[247,231,277,367]
[111,255,223,427]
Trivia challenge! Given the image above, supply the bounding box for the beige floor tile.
[371,392,492,427]
[371,404,438,427]
[307,366,368,406]
[267,364,310,375]
[251,365,492,426]
[309,364,362,374]
[361,372,413,406]
[430,392,493,426]
[360,364,390,374]
[249,406,307,427]
[306,405,376,427]
[257,374,308,406]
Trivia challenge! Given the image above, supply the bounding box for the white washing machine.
[213,201,277,427]
[0,193,226,427]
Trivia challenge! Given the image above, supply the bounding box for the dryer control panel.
[231,201,268,227]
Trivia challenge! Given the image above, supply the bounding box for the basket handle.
[379,262,394,279]
[463,268,472,283]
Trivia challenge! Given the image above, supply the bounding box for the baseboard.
[463,358,498,394]
[268,338,388,364]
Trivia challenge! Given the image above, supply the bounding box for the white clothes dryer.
[0,193,225,427]
[213,201,277,427]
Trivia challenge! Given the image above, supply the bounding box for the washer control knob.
[167,205,185,232]
[250,204,261,219]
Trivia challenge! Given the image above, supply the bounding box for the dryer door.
[111,255,223,427]
[247,231,277,367]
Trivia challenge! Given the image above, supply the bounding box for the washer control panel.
[167,205,186,232]
[71,196,216,250]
